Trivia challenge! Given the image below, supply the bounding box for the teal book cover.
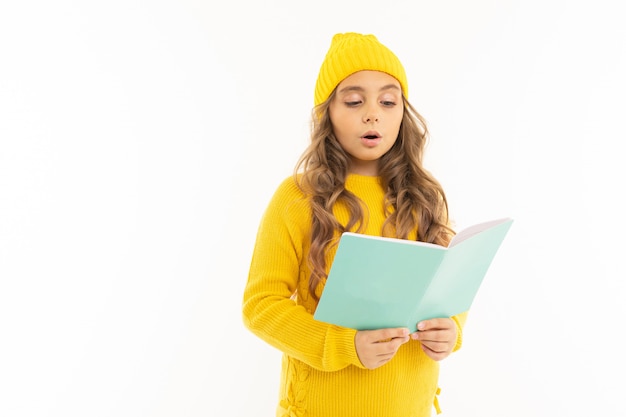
[313,217,514,332]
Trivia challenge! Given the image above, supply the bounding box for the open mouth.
[361,131,381,140]
[360,131,382,147]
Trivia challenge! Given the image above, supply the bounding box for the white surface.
[0,1,624,416]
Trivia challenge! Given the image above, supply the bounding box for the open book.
[313,217,514,332]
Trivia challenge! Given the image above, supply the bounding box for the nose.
[363,107,379,123]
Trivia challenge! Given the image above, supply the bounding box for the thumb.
[376,327,410,342]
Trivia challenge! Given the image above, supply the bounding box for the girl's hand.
[355,328,410,369]
[410,318,457,361]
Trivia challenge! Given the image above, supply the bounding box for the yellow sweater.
[243,174,466,417]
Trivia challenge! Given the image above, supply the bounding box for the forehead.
[336,70,401,93]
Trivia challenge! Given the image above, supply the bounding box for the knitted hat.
[314,32,408,106]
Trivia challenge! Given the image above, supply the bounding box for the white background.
[1,1,624,416]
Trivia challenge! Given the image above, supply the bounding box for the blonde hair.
[295,91,454,299]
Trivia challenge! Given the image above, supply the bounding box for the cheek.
[392,112,403,132]
[329,111,352,136]
[328,108,342,134]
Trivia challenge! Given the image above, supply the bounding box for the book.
[313,217,514,332]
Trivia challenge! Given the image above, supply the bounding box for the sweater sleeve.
[451,311,468,352]
[242,178,364,371]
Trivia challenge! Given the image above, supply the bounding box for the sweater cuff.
[451,311,468,352]
[323,325,365,369]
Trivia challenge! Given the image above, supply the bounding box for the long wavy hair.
[295,90,454,299]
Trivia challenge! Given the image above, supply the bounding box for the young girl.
[242,32,467,417]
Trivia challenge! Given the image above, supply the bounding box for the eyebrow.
[337,84,401,94]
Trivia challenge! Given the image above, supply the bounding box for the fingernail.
[417,322,425,330]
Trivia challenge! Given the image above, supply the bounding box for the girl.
[242,32,467,417]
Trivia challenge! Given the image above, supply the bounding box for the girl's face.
[329,70,404,176]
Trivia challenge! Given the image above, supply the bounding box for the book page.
[449,217,513,247]
[341,232,445,249]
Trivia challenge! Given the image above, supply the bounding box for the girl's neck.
[348,161,379,177]
[348,171,380,179]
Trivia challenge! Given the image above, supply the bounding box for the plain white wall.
[1,1,624,416]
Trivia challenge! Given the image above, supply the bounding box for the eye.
[381,100,396,107]
[345,101,362,107]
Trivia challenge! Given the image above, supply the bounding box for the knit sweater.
[242,174,467,417]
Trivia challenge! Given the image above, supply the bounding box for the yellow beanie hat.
[314,32,408,106]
